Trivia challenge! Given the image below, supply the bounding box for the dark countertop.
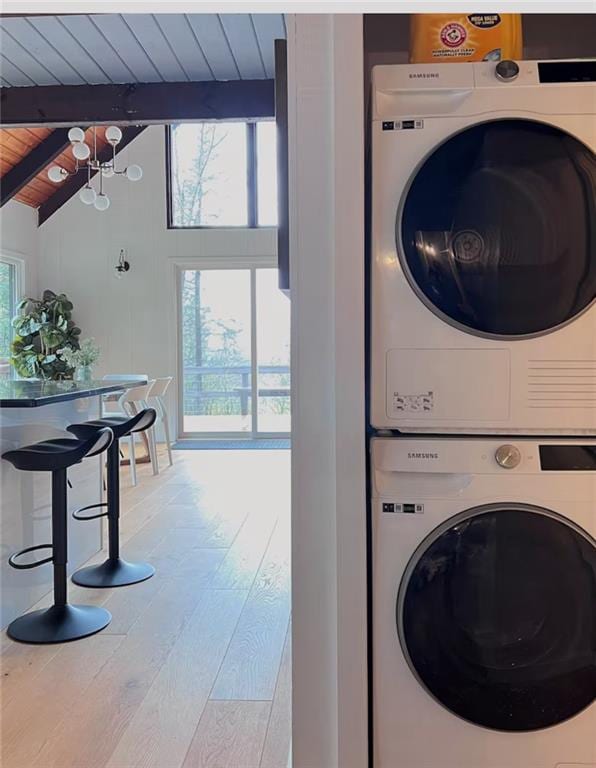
[0,379,146,408]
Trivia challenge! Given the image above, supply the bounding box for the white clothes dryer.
[370,59,596,434]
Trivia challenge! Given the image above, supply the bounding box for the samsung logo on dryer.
[407,452,439,460]
[408,72,440,79]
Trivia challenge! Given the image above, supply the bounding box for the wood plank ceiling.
[0,126,109,207]
[0,14,286,85]
[0,13,286,217]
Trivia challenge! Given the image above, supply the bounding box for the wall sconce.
[115,248,130,279]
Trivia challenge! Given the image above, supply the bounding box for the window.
[256,122,278,227]
[167,121,278,228]
[0,255,23,376]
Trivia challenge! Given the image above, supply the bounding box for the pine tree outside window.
[167,121,277,228]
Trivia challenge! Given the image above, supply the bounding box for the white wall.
[289,15,367,768]
[38,126,276,438]
[0,199,39,296]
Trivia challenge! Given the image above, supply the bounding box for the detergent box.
[410,14,523,63]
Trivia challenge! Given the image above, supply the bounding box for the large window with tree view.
[0,259,18,376]
[169,121,277,227]
[180,268,290,436]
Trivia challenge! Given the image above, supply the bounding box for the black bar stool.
[3,428,114,644]
[67,409,157,588]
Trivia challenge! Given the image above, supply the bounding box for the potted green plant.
[11,290,81,380]
[58,338,101,382]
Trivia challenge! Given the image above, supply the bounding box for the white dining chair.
[100,374,148,417]
[147,377,174,468]
[118,380,158,485]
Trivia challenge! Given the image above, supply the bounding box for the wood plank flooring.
[0,447,291,768]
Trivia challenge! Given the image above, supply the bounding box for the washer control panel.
[382,502,424,514]
[371,438,596,476]
[495,444,522,469]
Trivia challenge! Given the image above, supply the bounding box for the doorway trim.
[288,14,367,768]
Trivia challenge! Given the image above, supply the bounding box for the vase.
[74,365,93,382]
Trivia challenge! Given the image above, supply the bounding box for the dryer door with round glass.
[399,120,596,338]
[397,504,596,732]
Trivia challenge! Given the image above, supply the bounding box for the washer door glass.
[398,505,596,731]
[399,120,596,337]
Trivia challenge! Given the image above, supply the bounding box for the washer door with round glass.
[397,504,596,732]
[399,120,596,338]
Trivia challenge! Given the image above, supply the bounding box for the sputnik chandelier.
[47,126,143,211]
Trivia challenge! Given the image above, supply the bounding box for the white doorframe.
[289,14,368,768]
[249,267,259,435]
[172,255,289,441]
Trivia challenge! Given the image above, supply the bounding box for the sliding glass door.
[179,266,290,438]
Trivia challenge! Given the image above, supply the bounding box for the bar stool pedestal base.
[72,558,155,588]
[7,604,112,644]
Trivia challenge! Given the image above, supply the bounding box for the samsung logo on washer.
[408,452,439,460]
[409,72,440,79]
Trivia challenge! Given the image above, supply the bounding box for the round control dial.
[495,444,522,469]
[495,60,520,82]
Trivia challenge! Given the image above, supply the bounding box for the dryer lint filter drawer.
[386,348,511,422]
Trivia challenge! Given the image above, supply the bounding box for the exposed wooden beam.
[0,128,70,207]
[0,80,275,127]
[38,125,146,226]
[275,39,289,295]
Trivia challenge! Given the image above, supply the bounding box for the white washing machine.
[371,436,596,768]
[370,59,596,434]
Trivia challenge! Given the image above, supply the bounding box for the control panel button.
[495,60,520,82]
[381,502,424,514]
[495,444,522,469]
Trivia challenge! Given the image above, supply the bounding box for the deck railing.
[183,363,290,415]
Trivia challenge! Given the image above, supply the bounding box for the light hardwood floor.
[0,446,291,768]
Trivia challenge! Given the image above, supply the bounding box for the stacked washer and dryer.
[369,58,596,767]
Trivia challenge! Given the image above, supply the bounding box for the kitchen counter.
[0,378,145,408]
